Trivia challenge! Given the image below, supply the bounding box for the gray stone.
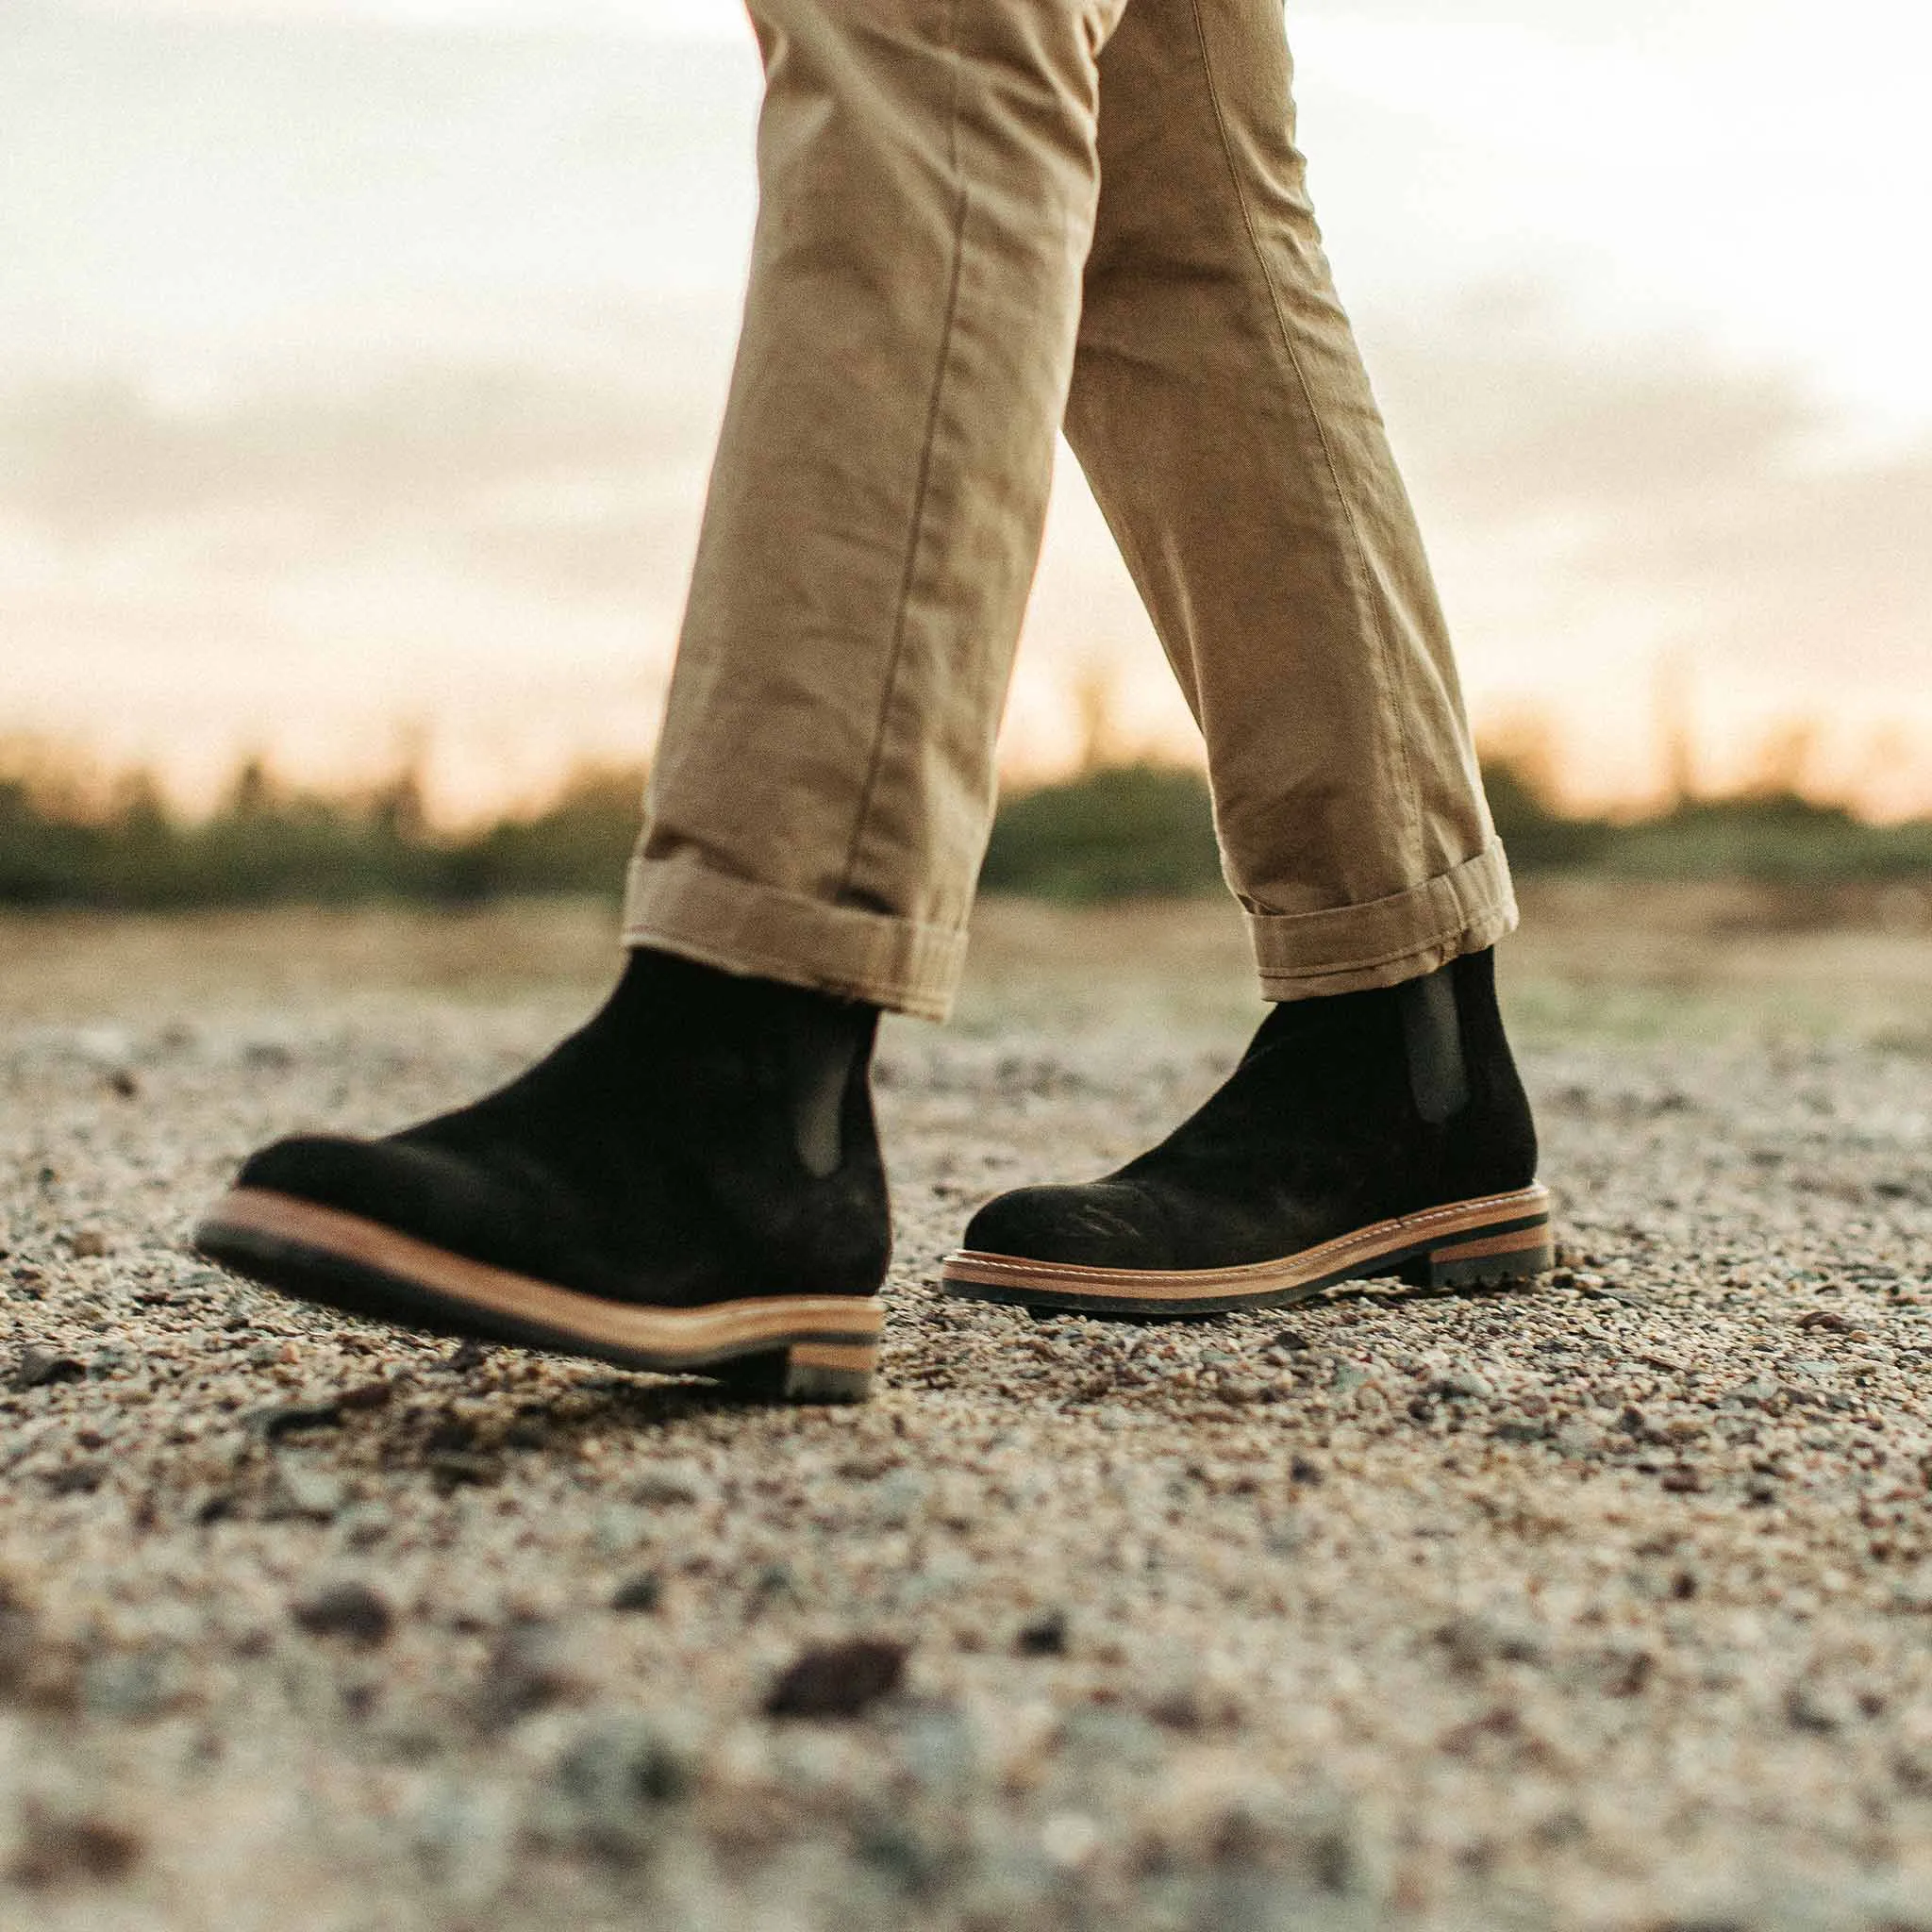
[1428,1371,1495,1402]
[1786,1678,1857,1735]
[630,1462,713,1509]
[11,1348,85,1391]
[540,1715,693,1861]
[475,1620,587,1729]
[892,1702,978,1791]
[264,1460,346,1522]
[1435,1613,1546,1674]
[80,1647,187,1723]
[337,1503,393,1550]
[407,1782,509,1907]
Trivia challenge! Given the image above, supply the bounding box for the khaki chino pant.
[624,0,1517,1022]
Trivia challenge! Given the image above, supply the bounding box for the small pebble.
[1015,1609,1069,1657]
[11,1347,87,1391]
[475,1621,586,1729]
[609,1573,664,1615]
[7,1799,143,1888]
[291,1581,394,1648]
[764,1638,908,1720]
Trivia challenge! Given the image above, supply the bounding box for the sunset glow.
[6,0,1930,822]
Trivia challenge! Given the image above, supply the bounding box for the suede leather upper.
[236,951,891,1309]
[960,949,1537,1273]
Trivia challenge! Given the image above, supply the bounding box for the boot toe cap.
[235,1133,389,1208]
[960,1183,1171,1272]
[224,1133,537,1269]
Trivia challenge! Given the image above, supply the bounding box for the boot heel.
[1401,1220,1554,1291]
[779,1340,876,1404]
[708,1339,877,1404]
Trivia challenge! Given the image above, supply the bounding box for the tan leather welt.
[942,1185,1550,1301]
[1429,1226,1553,1263]
[204,1188,881,1354]
[790,1341,879,1373]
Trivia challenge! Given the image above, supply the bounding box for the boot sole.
[192,1187,880,1403]
[941,1183,1553,1317]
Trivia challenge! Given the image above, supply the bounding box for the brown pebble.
[764,1637,908,1720]
[1600,1648,1656,1699]
[291,1581,393,1648]
[68,1230,112,1258]
[428,1451,499,1491]
[7,1799,143,1887]
[44,1462,106,1497]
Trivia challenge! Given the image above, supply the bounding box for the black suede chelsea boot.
[942,946,1549,1316]
[194,949,891,1401]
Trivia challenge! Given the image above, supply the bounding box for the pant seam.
[834,0,970,905]
[1255,907,1512,983]
[1254,901,1507,974]
[1247,847,1515,981]
[1243,841,1507,924]
[627,856,968,952]
[1182,0,1426,869]
[624,858,967,1017]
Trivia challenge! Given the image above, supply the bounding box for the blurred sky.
[5,0,1931,818]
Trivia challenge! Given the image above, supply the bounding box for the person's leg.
[944,0,1551,1313]
[1069,0,1511,989]
[195,0,1132,1398]
[626,0,1129,1024]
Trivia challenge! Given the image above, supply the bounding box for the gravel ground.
[2,895,1931,1931]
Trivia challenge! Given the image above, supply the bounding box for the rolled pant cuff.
[622,857,968,1022]
[1248,841,1519,1001]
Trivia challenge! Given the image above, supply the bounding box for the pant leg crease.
[1180,0,1427,874]
[835,0,972,905]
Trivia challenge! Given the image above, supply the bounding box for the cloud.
[4,288,1929,814]
[53,0,747,39]
[0,355,725,594]
[0,347,731,814]
[1370,294,1932,688]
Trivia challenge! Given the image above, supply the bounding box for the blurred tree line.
[1,743,1928,909]
[0,755,642,908]
[982,760,1932,898]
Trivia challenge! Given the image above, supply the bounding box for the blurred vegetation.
[0,752,643,909]
[983,761,1932,900]
[978,764,1226,901]
[0,740,1927,909]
